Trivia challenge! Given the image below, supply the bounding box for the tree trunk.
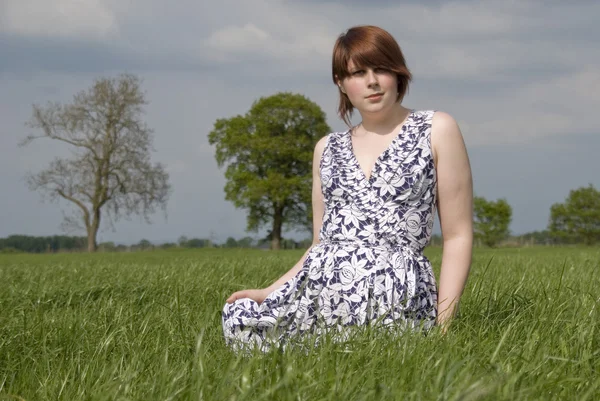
[271,204,283,250]
[87,228,97,252]
[87,207,101,252]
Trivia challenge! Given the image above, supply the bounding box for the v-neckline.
[347,110,414,183]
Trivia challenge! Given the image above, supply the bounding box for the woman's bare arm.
[226,135,327,303]
[431,111,473,328]
[262,135,327,292]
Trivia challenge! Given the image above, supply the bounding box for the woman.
[222,25,473,352]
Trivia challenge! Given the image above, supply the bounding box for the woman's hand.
[436,315,452,334]
[226,288,270,304]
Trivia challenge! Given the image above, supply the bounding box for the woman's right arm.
[225,135,328,304]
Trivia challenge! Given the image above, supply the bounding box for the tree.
[137,239,153,250]
[98,241,117,252]
[473,196,512,247]
[224,237,238,248]
[281,238,300,249]
[208,92,330,250]
[517,230,552,246]
[549,184,600,245]
[236,236,255,248]
[20,74,171,252]
[186,238,211,248]
[178,235,189,247]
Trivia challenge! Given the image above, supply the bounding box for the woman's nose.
[366,70,378,86]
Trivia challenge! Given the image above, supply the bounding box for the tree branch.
[57,190,91,229]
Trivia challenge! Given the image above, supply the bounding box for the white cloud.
[528,66,600,107]
[454,66,600,146]
[205,23,269,52]
[398,2,521,37]
[203,18,333,69]
[2,0,598,147]
[0,0,118,39]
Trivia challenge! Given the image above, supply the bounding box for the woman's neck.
[358,103,411,135]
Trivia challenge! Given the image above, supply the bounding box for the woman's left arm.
[431,111,474,329]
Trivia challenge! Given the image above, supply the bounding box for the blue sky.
[1,0,599,244]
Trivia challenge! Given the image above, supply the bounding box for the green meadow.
[1,247,598,400]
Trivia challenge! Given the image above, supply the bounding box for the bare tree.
[20,74,171,252]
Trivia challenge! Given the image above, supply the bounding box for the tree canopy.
[549,184,600,245]
[20,74,171,252]
[473,196,512,247]
[208,92,330,249]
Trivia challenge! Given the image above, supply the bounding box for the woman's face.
[339,60,399,115]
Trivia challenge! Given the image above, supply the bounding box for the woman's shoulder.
[429,111,461,140]
[411,109,455,125]
[427,110,466,161]
[430,110,458,127]
[318,129,349,146]
[314,129,351,159]
[314,135,329,154]
[314,132,336,158]
[411,109,461,133]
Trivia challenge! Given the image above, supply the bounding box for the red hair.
[332,25,412,126]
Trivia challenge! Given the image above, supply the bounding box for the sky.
[1,0,599,245]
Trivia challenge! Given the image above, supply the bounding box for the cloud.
[2,0,598,146]
[0,0,119,39]
[0,36,138,75]
[203,19,334,70]
[206,23,269,52]
[2,0,597,79]
[413,66,600,147]
[523,66,600,109]
[470,66,600,144]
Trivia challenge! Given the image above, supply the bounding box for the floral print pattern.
[222,110,438,352]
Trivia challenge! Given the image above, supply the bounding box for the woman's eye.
[352,70,364,76]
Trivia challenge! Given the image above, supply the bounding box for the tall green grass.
[0,247,598,400]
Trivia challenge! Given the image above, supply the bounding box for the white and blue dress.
[222,110,439,352]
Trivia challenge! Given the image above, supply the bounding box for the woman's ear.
[335,76,345,93]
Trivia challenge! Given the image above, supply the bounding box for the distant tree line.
[0,235,87,253]
[3,186,597,252]
[473,184,600,247]
[0,234,315,253]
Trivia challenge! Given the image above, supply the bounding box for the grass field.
[0,246,599,400]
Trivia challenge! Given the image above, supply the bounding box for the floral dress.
[222,110,439,352]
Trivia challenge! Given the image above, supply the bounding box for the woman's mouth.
[366,93,383,100]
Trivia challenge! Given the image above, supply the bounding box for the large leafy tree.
[208,92,330,250]
[21,74,171,252]
[549,184,600,245]
[473,196,512,247]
